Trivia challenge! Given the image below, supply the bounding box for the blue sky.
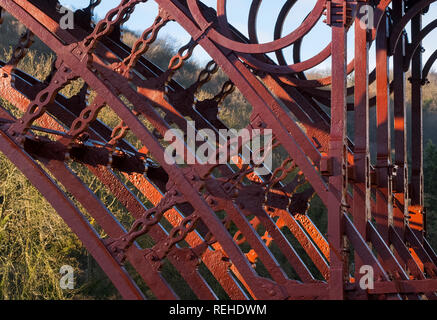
[60,0,437,72]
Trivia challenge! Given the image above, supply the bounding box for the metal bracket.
[320,154,332,176]
[193,21,214,42]
[325,0,354,26]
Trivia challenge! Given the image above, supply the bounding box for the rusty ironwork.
[0,0,436,300]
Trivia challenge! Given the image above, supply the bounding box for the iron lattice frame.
[0,0,436,299]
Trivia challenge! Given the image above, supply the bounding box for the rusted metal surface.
[0,0,436,299]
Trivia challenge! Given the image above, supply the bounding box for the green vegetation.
[424,141,437,250]
[0,14,436,299]
[0,152,83,299]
